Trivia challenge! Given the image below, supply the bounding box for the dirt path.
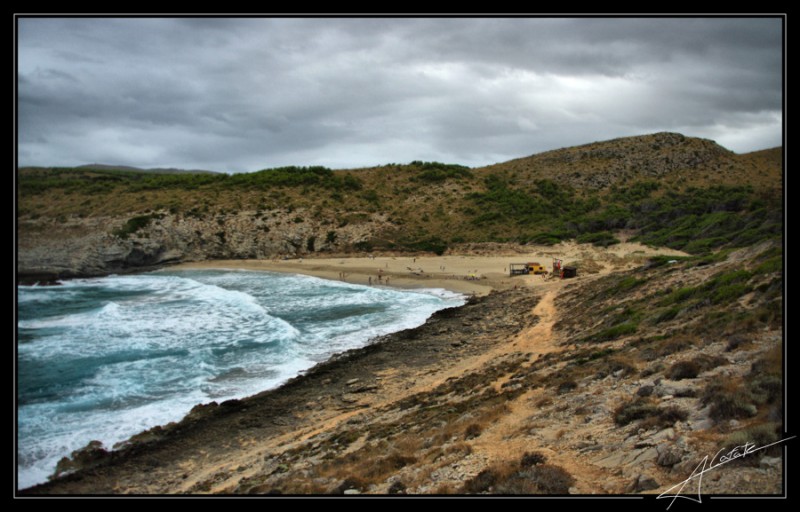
[171,288,570,494]
[513,288,559,354]
[241,286,574,495]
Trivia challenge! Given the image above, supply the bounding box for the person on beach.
[369,276,372,285]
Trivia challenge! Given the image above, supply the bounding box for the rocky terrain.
[18,208,391,282]
[487,132,745,189]
[24,240,784,496]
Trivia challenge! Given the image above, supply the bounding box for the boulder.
[656,446,683,467]
[627,474,660,492]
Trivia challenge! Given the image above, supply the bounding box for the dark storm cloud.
[17,17,782,172]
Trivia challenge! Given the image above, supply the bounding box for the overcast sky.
[17,17,783,173]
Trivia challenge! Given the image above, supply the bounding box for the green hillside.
[18,133,782,257]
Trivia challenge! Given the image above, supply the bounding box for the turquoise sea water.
[17,269,464,489]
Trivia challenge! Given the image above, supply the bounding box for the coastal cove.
[22,237,784,495]
[24,283,547,494]
[18,268,464,489]
[22,241,709,494]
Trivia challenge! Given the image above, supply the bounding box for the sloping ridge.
[482,132,756,189]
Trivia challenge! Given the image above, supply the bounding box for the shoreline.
[22,242,691,494]
[169,257,497,296]
[25,287,543,494]
[168,241,687,296]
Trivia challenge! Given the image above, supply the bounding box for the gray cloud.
[17,17,783,172]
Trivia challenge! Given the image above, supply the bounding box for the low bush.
[667,355,727,380]
[614,398,660,426]
[576,231,620,247]
[463,468,501,493]
[556,379,577,394]
[723,423,781,461]
[701,382,757,422]
[113,213,162,239]
[494,465,575,494]
[592,322,638,342]
[519,451,548,468]
[666,360,701,380]
[614,398,688,428]
[464,424,482,440]
[463,462,575,495]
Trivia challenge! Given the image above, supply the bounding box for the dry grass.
[700,344,781,426]
[723,423,782,460]
[494,464,575,494]
[597,355,638,378]
[461,458,575,495]
[444,442,473,456]
[701,378,757,423]
[309,435,422,492]
[646,335,697,359]
[433,483,457,494]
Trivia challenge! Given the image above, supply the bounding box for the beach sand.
[171,241,687,296]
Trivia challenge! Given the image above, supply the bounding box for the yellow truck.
[510,262,548,276]
[526,262,547,274]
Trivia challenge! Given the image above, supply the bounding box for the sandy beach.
[171,241,688,296]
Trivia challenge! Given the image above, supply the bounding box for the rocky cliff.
[18,209,391,281]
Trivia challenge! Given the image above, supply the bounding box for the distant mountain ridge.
[77,163,218,175]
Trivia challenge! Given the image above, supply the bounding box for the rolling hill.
[17,132,782,281]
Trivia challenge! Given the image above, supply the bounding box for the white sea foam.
[17,269,464,489]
